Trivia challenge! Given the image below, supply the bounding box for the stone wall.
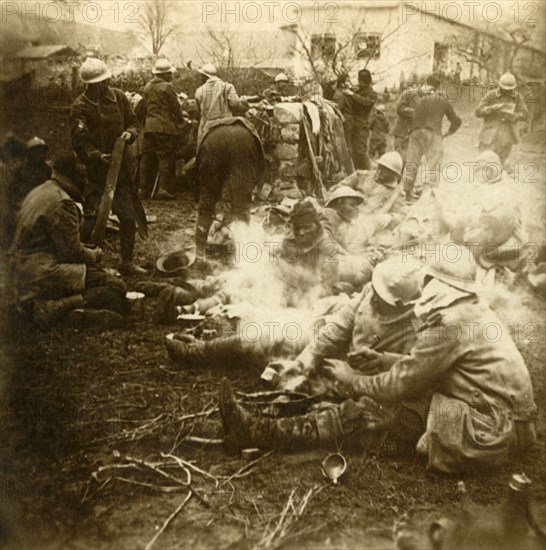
[269,102,306,201]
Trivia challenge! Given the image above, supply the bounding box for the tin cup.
[126,291,145,314]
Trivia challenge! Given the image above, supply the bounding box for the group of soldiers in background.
[1,52,542,476]
[2,57,531,307]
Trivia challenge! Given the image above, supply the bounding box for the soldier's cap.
[325,186,364,207]
[290,199,319,225]
[26,136,48,150]
[372,256,424,306]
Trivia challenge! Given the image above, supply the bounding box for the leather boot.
[153,286,198,324]
[218,379,344,453]
[165,337,207,364]
[68,308,124,330]
[32,295,85,326]
[119,262,148,276]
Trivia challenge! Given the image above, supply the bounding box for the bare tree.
[448,22,543,83]
[139,0,177,55]
[191,27,280,70]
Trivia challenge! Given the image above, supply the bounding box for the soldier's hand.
[486,104,503,114]
[322,359,355,385]
[266,360,302,377]
[86,246,103,264]
[348,347,382,370]
[120,131,133,142]
[100,153,111,165]
[344,89,354,96]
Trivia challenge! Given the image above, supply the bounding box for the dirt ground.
[1,91,545,550]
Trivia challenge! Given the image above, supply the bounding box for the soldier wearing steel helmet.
[323,245,537,474]
[218,255,425,452]
[220,247,537,474]
[70,57,146,276]
[263,72,291,104]
[475,72,528,166]
[319,185,364,252]
[336,151,407,239]
[139,58,184,200]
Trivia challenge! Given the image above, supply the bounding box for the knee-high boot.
[218,379,345,453]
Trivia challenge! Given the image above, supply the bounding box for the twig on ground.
[161,453,219,482]
[114,477,188,493]
[144,490,192,550]
[81,477,111,502]
[124,455,190,486]
[253,483,328,550]
[176,407,219,422]
[221,450,275,485]
[179,436,224,447]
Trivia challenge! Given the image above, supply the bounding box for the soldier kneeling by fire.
[219,245,537,475]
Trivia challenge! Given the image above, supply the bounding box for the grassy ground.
[1,91,545,549]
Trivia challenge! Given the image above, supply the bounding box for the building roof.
[298,0,544,54]
[11,45,76,60]
[1,18,142,58]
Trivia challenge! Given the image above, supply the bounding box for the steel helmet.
[499,72,517,90]
[372,256,424,306]
[26,136,48,150]
[325,185,364,207]
[424,244,477,292]
[80,57,111,84]
[198,63,217,78]
[156,249,192,275]
[377,151,403,177]
[275,72,289,83]
[152,58,176,74]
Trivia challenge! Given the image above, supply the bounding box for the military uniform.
[475,88,528,165]
[345,279,537,473]
[11,173,126,316]
[403,89,461,196]
[341,170,407,245]
[351,86,378,169]
[139,75,184,197]
[392,88,418,160]
[195,117,264,258]
[70,86,140,263]
[276,226,340,301]
[195,76,247,149]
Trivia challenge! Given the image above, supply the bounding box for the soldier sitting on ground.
[10,155,127,328]
[334,151,407,245]
[219,246,537,475]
